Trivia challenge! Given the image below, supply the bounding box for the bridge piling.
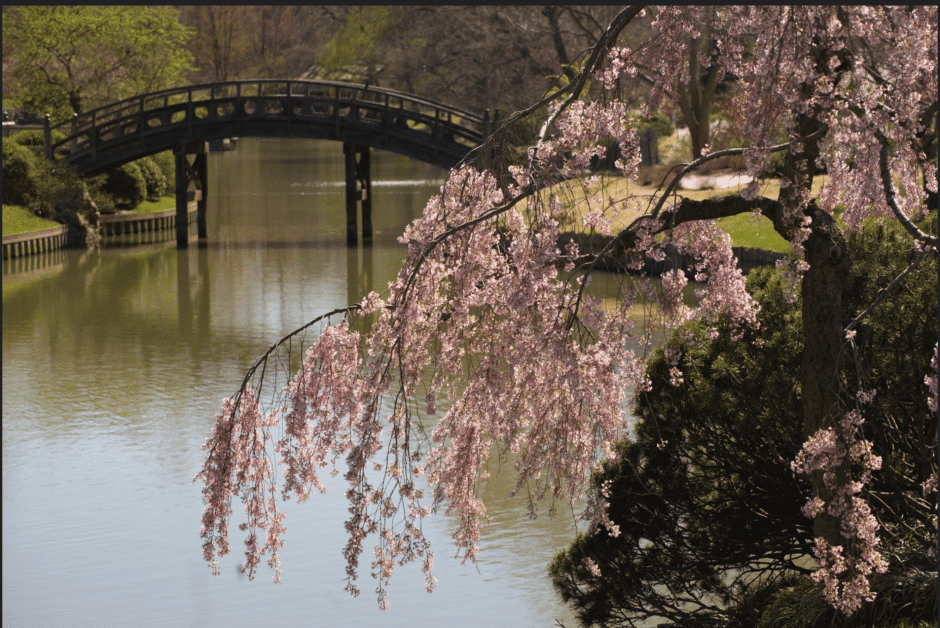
[360,147,372,243]
[344,142,372,246]
[46,79,485,247]
[175,141,208,248]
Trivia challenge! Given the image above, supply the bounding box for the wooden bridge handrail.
[50,79,488,175]
[55,79,485,136]
[57,94,482,150]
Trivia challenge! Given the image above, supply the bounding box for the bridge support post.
[343,142,372,246]
[175,142,209,248]
[43,114,52,161]
[360,148,372,243]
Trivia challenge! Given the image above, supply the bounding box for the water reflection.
[7,139,629,627]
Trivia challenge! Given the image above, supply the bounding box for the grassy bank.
[2,204,60,236]
[546,173,831,254]
[2,195,179,237]
[117,194,178,214]
[9,176,827,255]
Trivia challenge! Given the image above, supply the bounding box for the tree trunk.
[676,10,719,161]
[542,6,576,83]
[780,113,850,548]
[800,204,849,547]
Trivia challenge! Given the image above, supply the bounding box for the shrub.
[642,111,675,138]
[102,162,147,210]
[137,157,167,202]
[550,218,938,628]
[2,136,39,206]
[85,173,116,215]
[10,128,68,148]
[150,150,175,191]
[30,158,86,220]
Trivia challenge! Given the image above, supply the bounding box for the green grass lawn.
[110,194,178,214]
[2,204,61,236]
[714,212,790,252]
[4,194,179,237]
[546,173,829,254]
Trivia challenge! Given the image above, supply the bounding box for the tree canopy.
[549,217,937,626]
[195,6,938,616]
[2,6,194,123]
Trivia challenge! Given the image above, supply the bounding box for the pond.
[4,138,682,627]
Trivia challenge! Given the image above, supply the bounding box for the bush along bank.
[2,133,180,255]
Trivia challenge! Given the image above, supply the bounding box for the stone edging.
[2,224,71,260]
[3,202,197,260]
[98,203,197,237]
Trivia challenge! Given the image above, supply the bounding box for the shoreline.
[2,200,198,260]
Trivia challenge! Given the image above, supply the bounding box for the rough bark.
[781,111,850,548]
[800,204,850,546]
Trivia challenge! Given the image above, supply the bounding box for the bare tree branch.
[874,129,939,247]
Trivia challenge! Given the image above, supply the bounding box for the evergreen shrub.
[137,157,167,202]
[102,162,147,210]
[2,137,39,206]
[10,128,67,148]
[150,151,175,191]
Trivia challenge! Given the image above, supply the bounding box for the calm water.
[2,139,643,627]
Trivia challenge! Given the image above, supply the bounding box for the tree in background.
[387,6,622,113]
[2,6,194,123]
[195,7,937,616]
[314,7,392,85]
[178,6,246,83]
[549,218,937,626]
[179,6,333,83]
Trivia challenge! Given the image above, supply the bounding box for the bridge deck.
[51,80,487,175]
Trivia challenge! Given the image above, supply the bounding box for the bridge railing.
[51,80,486,166]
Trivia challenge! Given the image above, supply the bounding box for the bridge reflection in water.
[43,80,490,247]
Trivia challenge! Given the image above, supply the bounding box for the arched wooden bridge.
[43,79,490,245]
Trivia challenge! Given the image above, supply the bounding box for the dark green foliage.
[551,268,813,628]
[137,157,167,202]
[842,216,938,541]
[28,158,86,221]
[755,533,937,628]
[101,162,147,210]
[2,137,39,206]
[150,151,175,191]
[2,135,89,220]
[9,128,67,148]
[550,216,938,627]
[643,111,675,139]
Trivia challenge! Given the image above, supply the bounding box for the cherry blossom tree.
[195,6,938,615]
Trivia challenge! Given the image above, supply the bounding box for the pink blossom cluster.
[927,343,938,415]
[792,409,887,614]
[196,387,285,583]
[195,6,937,614]
[548,99,639,179]
[661,221,759,337]
[597,47,636,91]
[385,167,642,561]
